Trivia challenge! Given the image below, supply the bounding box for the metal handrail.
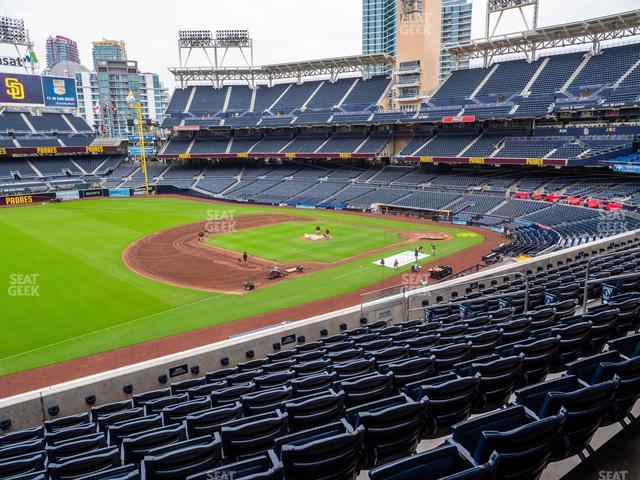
[405,271,530,322]
[580,243,640,310]
[582,270,640,311]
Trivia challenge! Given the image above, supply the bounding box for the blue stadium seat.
[284,390,345,431]
[186,451,283,480]
[220,411,288,462]
[515,375,618,459]
[184,403,243,438]
[140,435,222,480]
[404,373,479,437]
[345,394,427,467]
[368,444,499,480]
[450,405,565,480]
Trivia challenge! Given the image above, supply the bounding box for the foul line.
[0,296,218,362]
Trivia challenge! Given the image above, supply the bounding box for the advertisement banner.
[0,193,55,206]
[128,135,154,142]
[613,164,640,174]
[42,76,77,108]
[0,73,44,106]
[81,189,103,199]
[108,188,131,198]
[56,190,80,201]
[128,146,155,156]
[133,185,155,196]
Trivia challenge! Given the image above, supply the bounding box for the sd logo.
[5,77,24,100]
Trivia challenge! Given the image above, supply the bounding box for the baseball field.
[0,196,489,380]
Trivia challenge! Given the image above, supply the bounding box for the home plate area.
[374,250,430,268]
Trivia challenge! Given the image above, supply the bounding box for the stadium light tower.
[177,29,254,88]
[485,0,539,38]
[0,16,38,73]
[126,90,150,195]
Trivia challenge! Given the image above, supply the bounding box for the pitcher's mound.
[404,232,452,241]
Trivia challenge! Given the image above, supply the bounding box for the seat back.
[162,398,212,425]
[348,395,427,467]
[241,386,293,416]
[106,415,162,446]
[405,373,479,436]
[185,403,243,438]
[368,444,498,480]
[48,447,120,480]
[140,436,222,480]
[290,372,337,397]
[185,451,282,480]
[338,372,394,406]
[285,391,345,431]
[220,412,288,461]
[121,424,187,464]
[280,425,364,480]
[0,452,45,478]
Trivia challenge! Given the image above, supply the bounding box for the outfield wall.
[1,229,639,432]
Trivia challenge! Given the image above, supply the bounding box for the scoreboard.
[0,73,77,108]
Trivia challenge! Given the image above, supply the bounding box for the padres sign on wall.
[0,73,77,107]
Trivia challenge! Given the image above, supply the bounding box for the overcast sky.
[0,0,638,90]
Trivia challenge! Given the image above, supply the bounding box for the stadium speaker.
[339,323,348,330]
[246,350,255,358]
[85,395,96,406]
[0,419,10,431]
[123,384,134,394]
[48,405,60,416]
[272,343,281,350]
[320,329,328,337]
[296,336,305,344]
[191,366,200,375]
[158,375,168,384]
[221,357,230,366]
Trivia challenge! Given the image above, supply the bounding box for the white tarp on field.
[373,250,430,269]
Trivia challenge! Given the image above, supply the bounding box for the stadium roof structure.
[169,53,394,87]
[445,9,640,65]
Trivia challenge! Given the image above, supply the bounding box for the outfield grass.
[210,220,405,263]
[0,197,484,375]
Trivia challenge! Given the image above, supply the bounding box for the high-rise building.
[440,0,472,80]
[75,59,168,136]
[45,35,80,68]
[92,39,127,68]
[362,0,473,109]
[363,0,397,60]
